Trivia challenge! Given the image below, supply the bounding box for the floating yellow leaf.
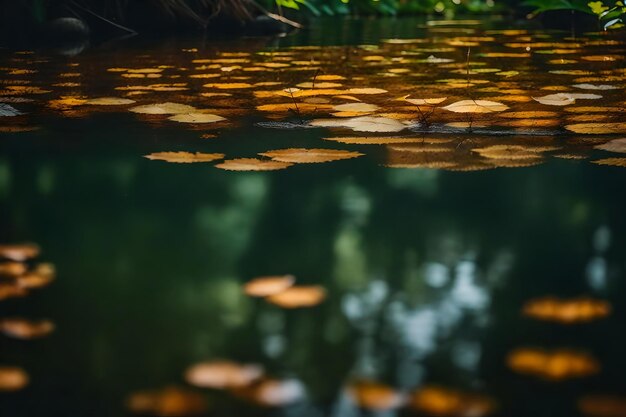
[404,97,447,105]
[592,158,626,167]
[566,123,626,134]
[203,82,253,89]
[168,113,226,123]
[260,148,363,163]
[443,100,508,113]
[215,158,292,171]
[311,116,406,133]
[85,97,136,105]
[332,103,379,112]
[130,102,196,115]
[143,152,225,163]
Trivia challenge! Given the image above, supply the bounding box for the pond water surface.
[1,16,626,417]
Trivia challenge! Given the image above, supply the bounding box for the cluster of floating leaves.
[2,25,625,171]
[0,243,56,392]
[523,296,611,324]
[243,274,326,308]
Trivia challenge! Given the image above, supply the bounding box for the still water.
[1,16,626,417]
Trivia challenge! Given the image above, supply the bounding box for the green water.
[1,16,626,417]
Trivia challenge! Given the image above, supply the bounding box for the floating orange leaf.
[266,285,326,308]
[507,348,600,380]
[523,297,611,324]
[244,275,295,297]
[215,158,292,171]
[127,386,208,416]
[185,361,263,389]
[259,148,363,163]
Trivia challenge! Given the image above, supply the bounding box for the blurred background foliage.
[264,0,624,28]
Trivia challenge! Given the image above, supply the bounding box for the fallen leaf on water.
[168,113,226,123]
[533,93,603,106]
[0,262,27,276]
[332,103,379,112]
[573,84,618,90]
[17,263,55,289]
[85,97,136,105]
[507,348,600,380]
[236,378,306,407]
[523,297,611,324]
[566,123,626,135]
[592,158,626,167]
[595,138,626,153]
[185,361,263,389]
[0,318,55,339]
[324,136,448,145]
[144,152,225,163]
[215,158,292,171]
[403,97,447,105]
[203,82,253,89]
[243,275,295,297]
[259,148,363,163]
[0,243,40,261]
[409,386,495,417]
[0,282,28,300]
[348,380,405,411]
[0,366,29,391]
[442,100,508,113]
[310,116,406,132]
[266,285,326,308]
[130,102,196,115]
[127,386,208,416]
[474,145,546,160]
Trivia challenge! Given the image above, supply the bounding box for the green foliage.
[523,0,625,29]
[262,0,499,16]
